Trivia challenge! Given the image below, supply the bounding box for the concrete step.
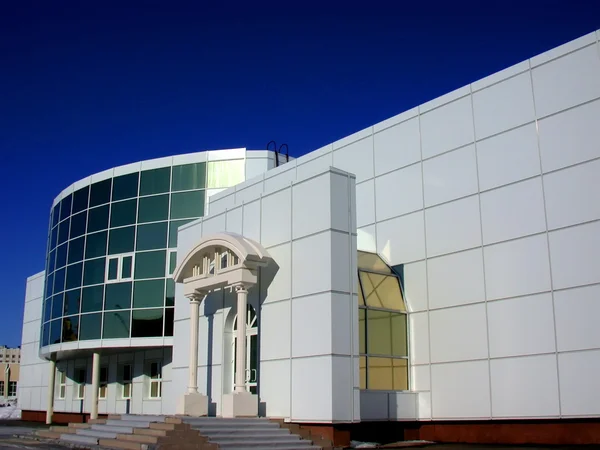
[59,433,99,446]
[120,414,166,422]
[133,428,168,437]
[92,423,135,434]
[49,425,76,434]
[89,418,107,424]
[212,436,304,444]
[186,419,280,428]
[69,422,91,428]
[98,438,148,450]
[199,427,292,436]
[76,428,119,439]
[218,444,318,450]
[36,430,62,439]
[117,433,160,444]
[106,419,152,428]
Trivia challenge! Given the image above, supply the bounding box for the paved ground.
[0,421,73,450]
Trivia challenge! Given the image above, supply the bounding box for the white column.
[90,351,100,420]
[234,285,249,393]
[46,359,56,425]
[187,294,201,394]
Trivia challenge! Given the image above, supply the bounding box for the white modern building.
[20,30,600,446]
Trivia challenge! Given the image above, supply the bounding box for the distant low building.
[0,346,20,400]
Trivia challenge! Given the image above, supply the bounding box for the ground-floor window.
[58,370,66,399]
[0,381,4,396]
[8,381,16,397]
[120,364,132,399]
[74,367,86,399]
[357,251,409,391]
[148,361,162,399]
[99,367,108,399]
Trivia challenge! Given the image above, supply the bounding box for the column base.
[176,392,209,416]
[222,392,258,418]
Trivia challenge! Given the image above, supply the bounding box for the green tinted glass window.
[172,163,206,191]
[69,212,87,239]
[122,255,133,278]
[170,191,204,220]
[89,179,112,207]
[72,186,89,214]
[62,315,79,342]
[112,173,139,201]
[169,252,177,275]
[63,289,81,316]
[164,308,174,336]
[103,310,130,339]
[83,258,105,286]
[207,160,245,188]
[58,218,70,245]
[110,199,137,227]
[51,294,63,319]
[108,226,135,254]
[81,286,104,313]
[79,313,102,340]
[138,195,169,223]
[168,219,193,247]
[131,309,163,338]
[55,243,67,269]
[107,258,118,280]
[59,194,72,221]
[87,205,109,233]
[136,222,168,251]
[140,167,171,196]
[134,251,166,279]
[50,319,62,345]
[165,278,175,306]
[53,268,65,294]
[105,282,132,310]
[133,279,165,308]
[68,237,85,264]
[85,231,107,259]
[65,263,83,290]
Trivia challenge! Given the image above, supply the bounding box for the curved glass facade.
[41,158,245,347]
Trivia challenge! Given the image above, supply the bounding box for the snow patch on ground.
[0,401,21,420]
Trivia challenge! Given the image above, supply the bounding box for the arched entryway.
[232,305,258,394]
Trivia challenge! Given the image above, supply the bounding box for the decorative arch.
[173,232,272,298]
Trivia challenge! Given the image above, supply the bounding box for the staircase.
[35,414,323,450]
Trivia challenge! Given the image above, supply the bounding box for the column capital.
[185,291,206,303]
[233,283,252,293]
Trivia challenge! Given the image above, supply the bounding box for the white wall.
[19,271,51,412]
[171,166,359,423]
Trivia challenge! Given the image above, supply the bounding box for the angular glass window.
[81,286,104,313]
[58,218,70,245]
[138,195,169,223]
[83,258,106,286]
[53,268,66,295]
[67,237,85,265]
[105,282,132,310]
[136,222,168,251]
[359,272,406,312]
[50,225,58,250]
[87,205,109,233]
[357,251,392,273]
[48,250,56,274]
[44,298,52,322]
[169,251,177,275]
[133,279,165,308]
[103,310,131,339]
[106,254,134,282]
[172,163,206,191]
[41,322,50,347]
[168,219,193,247]
[367,311,407,357]
[366,357,408,391]
[131,308,164,338]
[165,278,175,306]
[59,194,72,221]
[65,262,83,290]
[62,315,79,342]
[110,199,137,228]
[112,172,139,201]
[164,308,174,336]
[134,250,166,279]
[206,160,245,189]
[69,211,87,239]
[51,294,63,319]
[89,179,112,207]
[45,273,54,300]
[50,319,62,345]
[55,243,67,270]
[72,186,89,214]
[108,226,135,255]
[359,308,366,354]
[170,190,204,220]
[79,313,102,340]
[52,204,61,228]
[140,167,171,196]
[85,231,107,259]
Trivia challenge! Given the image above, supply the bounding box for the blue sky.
[0,1,598,346]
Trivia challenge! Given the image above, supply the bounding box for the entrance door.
[233,305,258,394]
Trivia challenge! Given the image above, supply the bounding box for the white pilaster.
[90,351,100,420]
[46,359,56,424]
[235,285,248,393]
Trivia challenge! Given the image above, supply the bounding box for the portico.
[173,232,272,417]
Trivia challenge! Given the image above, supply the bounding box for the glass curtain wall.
[40,159,244,347]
